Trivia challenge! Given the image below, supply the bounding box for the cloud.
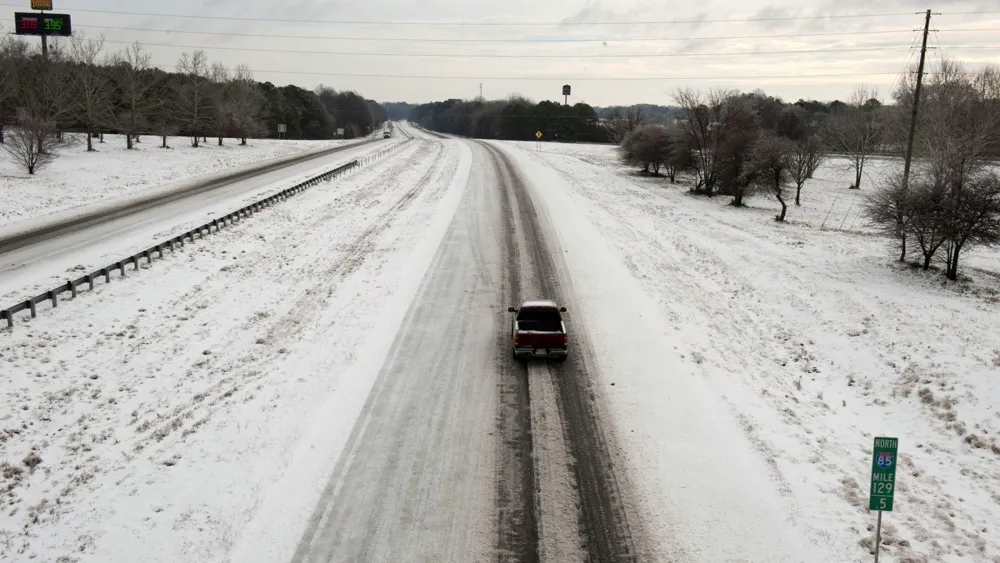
[50,0,1000,105]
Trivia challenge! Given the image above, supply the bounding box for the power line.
[938,10,1000,15]
[0,4,918,25]
[102,39,922,58]
[151,65,913,81]
[2,20,930,43]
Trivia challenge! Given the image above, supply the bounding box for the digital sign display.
[14,12,71,36]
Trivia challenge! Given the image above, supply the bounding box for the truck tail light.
[564,335,568,346]
[514,334,519,346]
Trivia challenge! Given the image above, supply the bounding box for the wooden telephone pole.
[902,9,933,189]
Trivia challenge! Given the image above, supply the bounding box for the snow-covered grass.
[504,140,1000,562]
[0,139,470,562]
[0,133,358,227]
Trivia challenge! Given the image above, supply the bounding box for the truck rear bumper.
[513,347,568,361]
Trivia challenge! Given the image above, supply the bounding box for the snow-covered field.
[509,140,1000,562]
[0,133,359,227]
[0,138,468,561]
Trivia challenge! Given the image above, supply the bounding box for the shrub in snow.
[1,111,59,175]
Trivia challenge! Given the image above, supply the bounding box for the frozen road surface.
[3,123,997,563]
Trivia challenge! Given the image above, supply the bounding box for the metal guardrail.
[0,138,416,330]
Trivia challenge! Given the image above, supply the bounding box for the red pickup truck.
[507,300,568,362]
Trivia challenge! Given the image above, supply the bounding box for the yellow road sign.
[535,131,542,139]
[31,0,52,10]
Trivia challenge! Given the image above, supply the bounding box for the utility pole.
[902,9,933,189]
[479,83,483,101]
[39,5,48,59]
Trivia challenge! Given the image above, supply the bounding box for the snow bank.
[501,141,1000,562]
[0,133,354,227]
[0,139,470,562]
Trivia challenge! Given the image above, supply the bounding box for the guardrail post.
[131,256,140,271]
[48,290,57,308]
[118,262,126,277]
[103,268,110,283]
[2,310,11,329]
[27,299,35,318]
[70,280,77,299]
[143,250,152,265]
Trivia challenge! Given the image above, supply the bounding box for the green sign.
[869,437,898,511]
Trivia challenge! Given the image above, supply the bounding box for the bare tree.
[864,172,913,260]
[716,98,761,207]
[673,88,739,196]
[621,125,671,175]
[788,136,825,205]
[150,78,180,149]
[2,109,59,174]
[109,42,158,149]
[227,65,265,145]
[665,125,694,183]
[0,33,30,144]
[69,34,113,152]
[210,61,230,146]
[822,85,885,190]
[606,105,647,143]
[16,54,74,142]
[176,50,211,147]
[942,174,1000,280]
[752,134,795,221]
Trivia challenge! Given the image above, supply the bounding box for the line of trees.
[0,33,387,174]
[408,97,610,143]
[615,61,1000,281]
[621,87,829,219]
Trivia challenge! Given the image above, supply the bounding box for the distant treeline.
[407,97,609,143]
[400,93,881,144]
[0,35,387,148]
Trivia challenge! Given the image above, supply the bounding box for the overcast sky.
[13,0,1000,106]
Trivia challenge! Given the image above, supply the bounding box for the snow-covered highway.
[2,122,998,563]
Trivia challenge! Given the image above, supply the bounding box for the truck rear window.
[516,307,562,332]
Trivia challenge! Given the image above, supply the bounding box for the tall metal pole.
[902,9,932,189]
[873,510,883,563]
[39,8,49,60]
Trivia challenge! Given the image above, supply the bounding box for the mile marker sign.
[869,437,898,511]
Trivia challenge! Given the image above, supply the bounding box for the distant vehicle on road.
[508,300,568,362]
[383,131,391,138]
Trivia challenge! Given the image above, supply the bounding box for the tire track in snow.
[488,141,540,563]
[481,141,638,563]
